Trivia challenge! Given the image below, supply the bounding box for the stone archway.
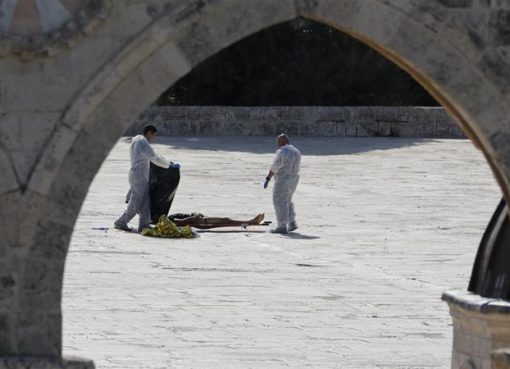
[0,0,509,366]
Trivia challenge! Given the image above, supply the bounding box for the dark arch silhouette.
[157,18,439,107]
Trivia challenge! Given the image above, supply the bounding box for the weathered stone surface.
[438,0,474,8]
[0,149,18,194]
[0,274,15,299]
[0,112,60,185]
[1,72,84,112]
[0,0,111,59]
[26,125,78,196]
[176,0,295,65]
[0,191,44,249]
[0,314,12,356]
[489,9,510,45]
[41,36,126,77]
[15,312,60,356]
[479,46,510,97]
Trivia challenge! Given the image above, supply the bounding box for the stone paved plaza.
[63,137,500,369]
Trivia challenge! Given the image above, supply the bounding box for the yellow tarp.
[141,215,196,238]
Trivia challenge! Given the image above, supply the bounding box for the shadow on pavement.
[143,136,446,156]
[283,232,320,240]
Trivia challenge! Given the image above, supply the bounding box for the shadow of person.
[283,232,320,240]
[151,136,427,156]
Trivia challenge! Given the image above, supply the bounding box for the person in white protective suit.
[114,125,180,233]
[263,134,301,234]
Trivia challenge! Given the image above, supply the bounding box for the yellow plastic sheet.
[142,215,196,238]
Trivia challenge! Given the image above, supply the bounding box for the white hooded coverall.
[270,144,301,229]
[116,135,171,229]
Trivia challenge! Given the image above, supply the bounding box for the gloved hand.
[169,162,181,169]
[263,177,270,189]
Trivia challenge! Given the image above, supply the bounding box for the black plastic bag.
[149,163,180,224]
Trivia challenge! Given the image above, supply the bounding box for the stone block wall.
[443,291,510,369]
[127,106,464,138]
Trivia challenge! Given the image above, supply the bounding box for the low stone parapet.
[492,349,510,369]
[442,290,510,369]
[126,106,463,138]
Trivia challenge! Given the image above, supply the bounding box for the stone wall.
[443,291,510,369]
[127,106,464,138]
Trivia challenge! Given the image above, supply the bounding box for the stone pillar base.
[443,290,510,369]
[492,349,510,369]
[0,357,94,369]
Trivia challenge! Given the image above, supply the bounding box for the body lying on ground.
[168,213,265,229]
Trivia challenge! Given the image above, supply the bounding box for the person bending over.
[115,125,180,232]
